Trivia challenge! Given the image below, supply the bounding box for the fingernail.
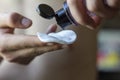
[21,18,32,27]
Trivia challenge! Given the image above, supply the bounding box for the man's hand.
[67,0,120,29]
[0,12,63,65]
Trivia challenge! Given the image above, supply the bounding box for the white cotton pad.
[37,30,77,44]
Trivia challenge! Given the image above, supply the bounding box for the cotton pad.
[37,30,77,44]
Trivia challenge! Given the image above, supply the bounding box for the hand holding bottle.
[67,0,120,29]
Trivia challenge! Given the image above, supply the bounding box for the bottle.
[36,0,109,29]
[36,2,78,29]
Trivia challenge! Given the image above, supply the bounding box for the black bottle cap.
[36,4,55,19]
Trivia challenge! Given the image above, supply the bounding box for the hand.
[67,0,120,29]
[0,12,64,65]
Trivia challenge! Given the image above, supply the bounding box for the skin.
[0,0,119,65]
[0,12,64,65]
[67,0,120,29]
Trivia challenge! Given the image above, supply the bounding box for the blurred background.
[0,0,120,80]
[97,13,120,80]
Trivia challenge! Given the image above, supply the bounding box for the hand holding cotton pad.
[37,30,77,44]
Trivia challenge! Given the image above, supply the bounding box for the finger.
[0,34,46,52]
[2,44,63,65]
[0,27,14,34]
[0,12,32,29]
[46,24,57,34]
[91,15,102,27]
[67,0,97,29]
[86,0,118,18]
[106,0,120,9]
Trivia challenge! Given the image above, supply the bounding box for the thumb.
[0,12,32,29]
